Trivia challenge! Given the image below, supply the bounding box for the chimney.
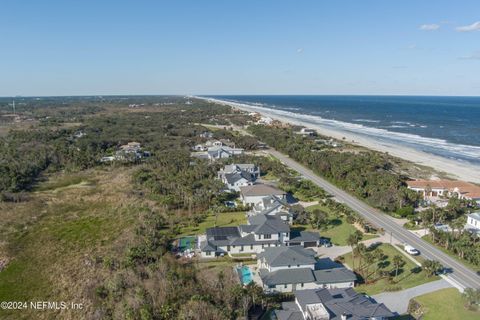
[341,313,348,320]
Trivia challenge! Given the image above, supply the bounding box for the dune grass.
[178,211,247,237]
[0,169,138,319]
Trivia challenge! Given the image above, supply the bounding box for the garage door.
[303,242,317,248]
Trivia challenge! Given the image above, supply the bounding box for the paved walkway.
[372,279,452,314]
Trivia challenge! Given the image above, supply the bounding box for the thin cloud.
[458,51,480,60]
[456,21,480,32]
[296,48,304,54]
[419,24,440,31]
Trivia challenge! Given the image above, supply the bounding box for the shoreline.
[197,96,480,184]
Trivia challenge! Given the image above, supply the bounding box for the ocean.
[209,95,480,165]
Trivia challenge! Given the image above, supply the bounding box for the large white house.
[466,212,480,235]
[407,179,480,204]
[257,247,356,293]
[248,195,293,224]
[200,214,321,258]
[200,214,291,258]
[218,164,260,191]
[240,184,287,207]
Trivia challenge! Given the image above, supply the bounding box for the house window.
[258,234,262,239]
[288,265,291,268]
[301,283,304,287]
[264,234,272,239]
[262,244,265,248]
[250,245,254,250]
[206,251,211,256]
[227,245,231,251]
[240,246,244,252]
[268,285,276,289]
[232,245,236,249]
[297,264,300,267]
[284,284,288,288]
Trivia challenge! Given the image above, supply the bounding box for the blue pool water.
[237,265,253,285]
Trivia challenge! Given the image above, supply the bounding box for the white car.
[404,245,419,255]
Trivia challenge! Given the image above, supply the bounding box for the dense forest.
[0,96,271,319]
[248,125,420,213]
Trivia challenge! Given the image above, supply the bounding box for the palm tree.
[347,234,359,271]
[347,231,363,271]
[462,288,480,309]
[421,259,443,277]
[392,255,404,278]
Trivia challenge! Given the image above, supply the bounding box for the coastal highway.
[265,148,480,290]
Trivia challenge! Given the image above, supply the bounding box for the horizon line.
[1,93,480,99]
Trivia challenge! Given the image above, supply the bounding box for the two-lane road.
[265,148,480,290]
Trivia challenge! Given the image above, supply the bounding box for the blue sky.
[1,0,479,96]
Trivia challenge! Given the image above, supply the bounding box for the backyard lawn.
[340,244,439,295]
[178,211,247,237]
[412,288,480,320]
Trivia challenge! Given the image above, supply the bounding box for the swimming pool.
[237,265,253,285]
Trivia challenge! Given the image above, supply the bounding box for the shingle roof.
[289,230,321,242]
[205,226,240,246]
[295,288,394,320]
[259,268,316,285]
[247,214,290,234]
[230,234,280,246]
[224,171,254,184]
[240,184,286,197]
[257,246,316,267]
[313,268,357,284]
[274,310,303,320]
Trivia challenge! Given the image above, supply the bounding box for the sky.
[1,0,480,96]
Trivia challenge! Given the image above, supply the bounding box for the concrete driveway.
[372,279,452,314]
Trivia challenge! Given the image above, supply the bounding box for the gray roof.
[224,171,254,184]
[260,267,316,286]
[224,163,257,173]
[231,234,280,246]
[289,230,321,243]
[240,184,286,197]
[274,310,303,320]
[204,226,241,247]
[247,214,290,234]
[295,288,394,320]
[257,246,316,268]
[313,268,357,284]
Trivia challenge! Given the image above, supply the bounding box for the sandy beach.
[198,97,480,184]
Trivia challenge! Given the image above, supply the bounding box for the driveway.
[372,279,452,314]
[315,233,401,261]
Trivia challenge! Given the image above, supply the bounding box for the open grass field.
[178,211,247,237]
[412,288,480,320]
[0,168,143,319]
[341,243,438,295]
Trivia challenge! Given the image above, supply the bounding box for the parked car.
[404,244,419,255]
[320,238,332,247]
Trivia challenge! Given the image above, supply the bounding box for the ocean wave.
[211,98,480,162]
[353,119,381,123]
